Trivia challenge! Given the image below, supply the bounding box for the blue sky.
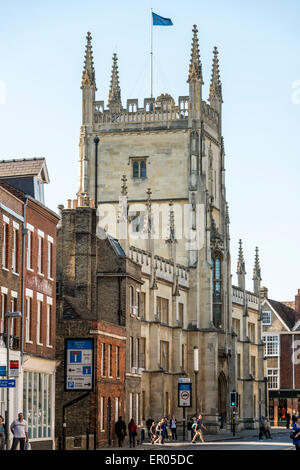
[1,0,299,300]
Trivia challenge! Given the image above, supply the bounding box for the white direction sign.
[65,339,94,391]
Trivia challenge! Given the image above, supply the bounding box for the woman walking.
[154,419,163,444]
[150,421,156,444]
[170,416,177,440]
[128,419,137,448]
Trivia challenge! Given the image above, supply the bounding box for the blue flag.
[152,12,173,26]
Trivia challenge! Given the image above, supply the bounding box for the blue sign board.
[0,379,16,388]
[65,338,94,392]
[0,366,6,376]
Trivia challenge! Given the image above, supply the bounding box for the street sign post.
[64,339,94,392]
[178,378,192,442]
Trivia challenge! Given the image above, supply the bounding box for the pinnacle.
[81,31,96,89]
[237,239,246,274]
[209,46,222,103]
[108,53,121,108]
[187,24,203,83]
[253,247,262,280]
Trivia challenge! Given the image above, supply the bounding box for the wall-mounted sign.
[65,339,94,392]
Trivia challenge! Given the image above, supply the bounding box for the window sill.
[38,272,44,277]
[37,342,43,347]
[26,340,33,344]
[47,277,54,282]
[46,344,53,349]
[27,267,34,273]
[12,271,19,277]
[2,266,9,272]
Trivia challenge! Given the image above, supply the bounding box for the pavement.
[103,426,292,450]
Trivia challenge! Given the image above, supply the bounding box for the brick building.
[261,287,300,426]
[55,196,142,449]
[0,158,59,449]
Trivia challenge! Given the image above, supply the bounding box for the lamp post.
[5,311,22,450]
[194,347,199,416]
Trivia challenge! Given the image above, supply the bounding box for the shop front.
[269,390,300,427]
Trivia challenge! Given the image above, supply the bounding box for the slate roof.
[268,298,297,330]
[0,158,49,181]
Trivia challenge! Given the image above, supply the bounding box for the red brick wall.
[91,320,126,447]
[23,200,58,358]
[280,334,300,389]
[0,187,23,340]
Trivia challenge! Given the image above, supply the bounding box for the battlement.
[94,95,219,131]
[94,94,189,125]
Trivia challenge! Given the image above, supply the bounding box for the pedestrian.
[170,415,177,440]
[292,410,298,427]
[191,417,197,440]
[161,418,167,444]
[10,412,29,450]
[146,416,153,441]
[0,416,6,450]
[128,418,137,448]
[258,416,267,440]
[286,412,291,429]
[154,419,163,444]
[192,414,207,443]
[291,416,300,451]
[264,417,272,439]
[150,421,156,444]
[115,416,126,447]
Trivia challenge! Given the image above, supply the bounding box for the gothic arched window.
[212,252,222,328]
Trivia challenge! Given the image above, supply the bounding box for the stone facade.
[74,27,266,432]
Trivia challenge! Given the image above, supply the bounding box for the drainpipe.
[94,137,99,207]
[21,196,29,364]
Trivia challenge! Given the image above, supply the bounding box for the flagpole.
[150,8,153,98]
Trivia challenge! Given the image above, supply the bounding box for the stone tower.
[76,26,263,431]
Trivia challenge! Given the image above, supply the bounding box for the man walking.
[192,414,207,443]
[114,416,126,447]
[146,416,153,441]
[258,416,267,440]
[10,412,29,450]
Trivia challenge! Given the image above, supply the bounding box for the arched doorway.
[218,372,227,429]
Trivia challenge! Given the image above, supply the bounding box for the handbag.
[25,442,31,450]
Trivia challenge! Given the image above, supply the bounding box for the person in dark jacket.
[291,416,300,451]
[115,416,126,447]
[146,417,153,440]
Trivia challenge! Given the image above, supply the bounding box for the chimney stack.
[260,286,268,300]
[295,289,300,323]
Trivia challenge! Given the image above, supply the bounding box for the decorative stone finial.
[187,25,203,83]
[209,46,223,104]
[81,31,96,89]
[108,53,122,110]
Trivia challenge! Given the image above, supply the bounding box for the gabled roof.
[266,298,297,330]
[0,158,49,183]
